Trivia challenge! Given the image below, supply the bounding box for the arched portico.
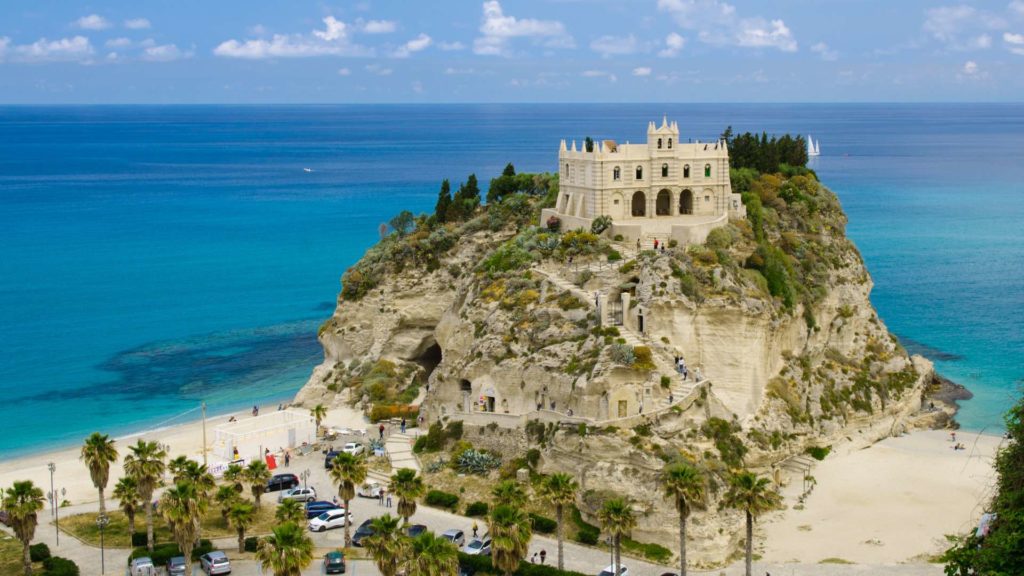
[680,189,694,215]
[631,191,646,217]
[656,189,672,216]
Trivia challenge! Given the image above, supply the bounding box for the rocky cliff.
[296,169,932,566]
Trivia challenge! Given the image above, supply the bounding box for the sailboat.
[806,135,821,157]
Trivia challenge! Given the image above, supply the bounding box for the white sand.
[762,429,1002,564]
[0,401,367,507]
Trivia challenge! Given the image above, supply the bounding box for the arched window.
[704,164,711,178]
[657,138,663,149]
[636,166,643,180]
[661,163,669,178]
[613,166,621,181]
[668,138,673,149]
[683,164,690,178]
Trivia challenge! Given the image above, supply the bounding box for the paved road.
[3,444,945,576]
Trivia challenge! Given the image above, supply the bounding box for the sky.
[1,0,1023,103]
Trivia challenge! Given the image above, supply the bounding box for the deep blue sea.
[0,104,1021,457]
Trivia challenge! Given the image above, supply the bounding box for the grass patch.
[1,531,37,574]
[819,558,854,564]
[621,536,673,563]
[61,504,279,548]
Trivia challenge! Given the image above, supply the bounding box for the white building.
[541,117,745,245]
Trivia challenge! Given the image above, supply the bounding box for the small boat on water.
[806,135,820,157]
[303,167,314,173]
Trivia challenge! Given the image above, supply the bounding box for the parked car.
[305,500,342,519]
[405,524,428,538]
[129,557,155,576]
[598,565,628,576]
[199,551,232,575]
[459,563,477,576]
[323,551,346,574]
[351,518,376,546]
[278,486,317,503]
[166,556,187,576]
[341,442,364,456]
[265,473,299,492]
[357,481,384,498]
[324,450,341,469]
[308,509,352,532]
[441,529,466,547]
[462,536,491,556]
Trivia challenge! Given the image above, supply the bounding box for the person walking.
[540,549,547,565]
[386,491,392,508]
[400,418,407,434]
[379,423,385,440]
[472,521,479,538]
[284,450,291,467]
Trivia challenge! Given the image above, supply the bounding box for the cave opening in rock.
[415,341,443,381]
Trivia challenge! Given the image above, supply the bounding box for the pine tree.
[434,179,451,223]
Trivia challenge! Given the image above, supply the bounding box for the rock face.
[297,177,931,567]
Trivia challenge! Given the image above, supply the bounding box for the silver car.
[278,486,317,503]
[441,529,465,547]
[199,551,231,575]
[166,556,187,576]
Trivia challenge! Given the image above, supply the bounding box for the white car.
[462,536,491,556]
[441,529,465,547]
[308,508,352,532]
[341,442,364,456]
[129,557,155,576]
[598,565,628,576]
[199,551,232,575]
[278,486,317,503]
[358,481,383,498]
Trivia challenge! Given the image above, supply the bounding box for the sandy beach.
[762,428,1002,564]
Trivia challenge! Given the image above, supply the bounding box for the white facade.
[541,117,745,245]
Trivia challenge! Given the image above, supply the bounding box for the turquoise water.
[0,104,1020,457]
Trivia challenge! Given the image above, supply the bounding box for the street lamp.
[96,513,110,575]
[300,468,311,490]
[55,487,65,546]
[47,463,55,517]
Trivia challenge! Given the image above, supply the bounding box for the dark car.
[323,551,346,574]
[459,563,477,576]
[324,450,341,469]
[351,519,376,546]
[166,556,187,576]
[306,501,342,519]
[405,524,427,538]
[265,473,300,493]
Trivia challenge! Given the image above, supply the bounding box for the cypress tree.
[434,179,451,223]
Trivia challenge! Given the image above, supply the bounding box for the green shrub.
[446,420,465,441]
[701,417,748,468]
[30,543,51,562]
[425,490,460,510]
[618,260,636,274]
[805,445,831,460]
[571,506,600,545]
[660,375,671,389]
[244,536,259,552]
[413,436,428,453]
[456,449,502,475]
[458,553,591,576]
[632,346,656,371]
[609,343,635,366]
[622,536,673,563]
[369,404,420,423]
[525,448,541,468]
[607,250,622,262]
[529,513,557,534]
[42,557,79,576]
[130,532,147,547]
[557,293,584,310]
[465,501,489,517]
[591,215,613,235]
[613,234,624,241]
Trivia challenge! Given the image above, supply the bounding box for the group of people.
[949,431,966,451]
[674,354,688,380]
[529,550,548,564]
[636,238,669,254]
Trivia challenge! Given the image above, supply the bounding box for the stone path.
[385,431,420,473]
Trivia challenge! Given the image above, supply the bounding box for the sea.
[0,104,1021,458]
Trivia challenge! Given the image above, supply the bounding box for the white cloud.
[142,43,190,62]
[338,67,351,76]
[365,63,392,75]
[439,41,465,51]
[75,14,110,30]
[393,33,432,58]
[962,60,979,74]
[924,5,1005,50]
[1006,31,1024,54]
[106,37,132,48]
[15,36,94,61]
[590,34,637,57]
[658,32,685,57]
[658,0,796,52]
[811,41,838,61]
[1012,1,1024,16]
[581,69,617,82]
[214,16,371,59]
[124,18,151,30]
[361,19,396,34]
[632,66,652,76]
[474,0,574,56]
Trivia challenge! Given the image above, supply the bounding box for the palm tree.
[168,455,191,480]
[362,514,408,576]
[722,470,781,576]
[227,500,256,554]
[389,468,425,525]
[310,404,328,436]
[538,472,578,571]
[159,481,202,576]
[255,521,315,576]
[489,504,532,576]
[275,499,306,526]
[243,460,272,508]
[113,476,142,536]
[174,460,215,542]
[491,479,527,508]
[215,485,241,520]
[123,439,168,553]
[660,463,706,576]
[224,463,245,493]
[80,432,118,516]
[598,498,636,575]
[403,531,459,576]
[2,480,45,576]
[329,452,367,547]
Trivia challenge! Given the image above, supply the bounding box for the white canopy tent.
[211,409,315,467]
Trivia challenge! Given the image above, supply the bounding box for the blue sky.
[1,0,1023,103]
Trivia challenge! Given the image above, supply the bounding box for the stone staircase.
[533,267,596,309]
[385,431,420,473]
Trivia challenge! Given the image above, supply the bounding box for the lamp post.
[300,469,311,490]
[47,463,55,517]
[55,487,65,546]
[96,513,110,575]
